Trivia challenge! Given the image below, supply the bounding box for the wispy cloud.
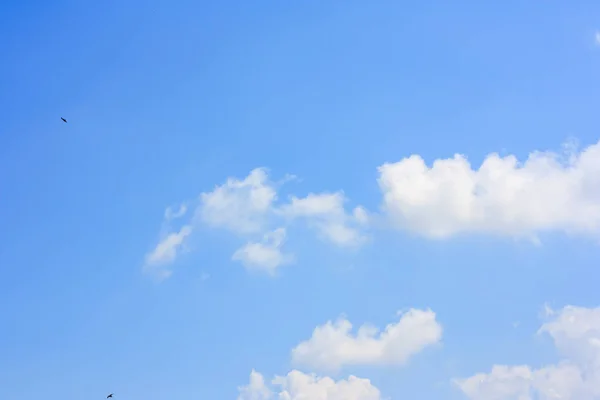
[143,168,369,280]
[143,225,193,280]
[164,203,187,221]
[278,192,368,247]
[455,305,600,399]
[232,228,293,274]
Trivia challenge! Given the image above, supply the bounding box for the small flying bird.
[107,394,113,398]
[61,117,67,123]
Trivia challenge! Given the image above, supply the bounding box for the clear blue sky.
[1,1,600,399]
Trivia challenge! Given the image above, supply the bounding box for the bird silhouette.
[107,394,113,398]
[61,117,67,123]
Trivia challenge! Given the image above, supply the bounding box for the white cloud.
[238,370,272,400]
[164,203,187,221]
[455,305,600,400]
[595,31,600,45]
[144,168,370,279]
[198,168,277,234]
[232,228,293,274]
[279,192,368,247]
[238,370,382,400]
[378,140,600,239]
[291,308,442,371]
[143,225,193,279]
[456,365,534,400]
[353,206,370,225]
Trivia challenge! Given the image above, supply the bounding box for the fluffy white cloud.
[456,365,534,400]
[291,308,442,371]
[198,168,277,234]
[144,168,369,279]
[237,370,382,400]
[238,370,272,400]
[143,225,193,279]
[232,228,293,274]
[279,192,368,247]
[378,140,600,239]
[455,305,600,400]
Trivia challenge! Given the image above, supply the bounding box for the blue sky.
[1,1,600,399]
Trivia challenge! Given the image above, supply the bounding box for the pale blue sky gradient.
[1,1,600,399]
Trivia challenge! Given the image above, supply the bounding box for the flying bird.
[107,394,113,398]
[61,117,67,123]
